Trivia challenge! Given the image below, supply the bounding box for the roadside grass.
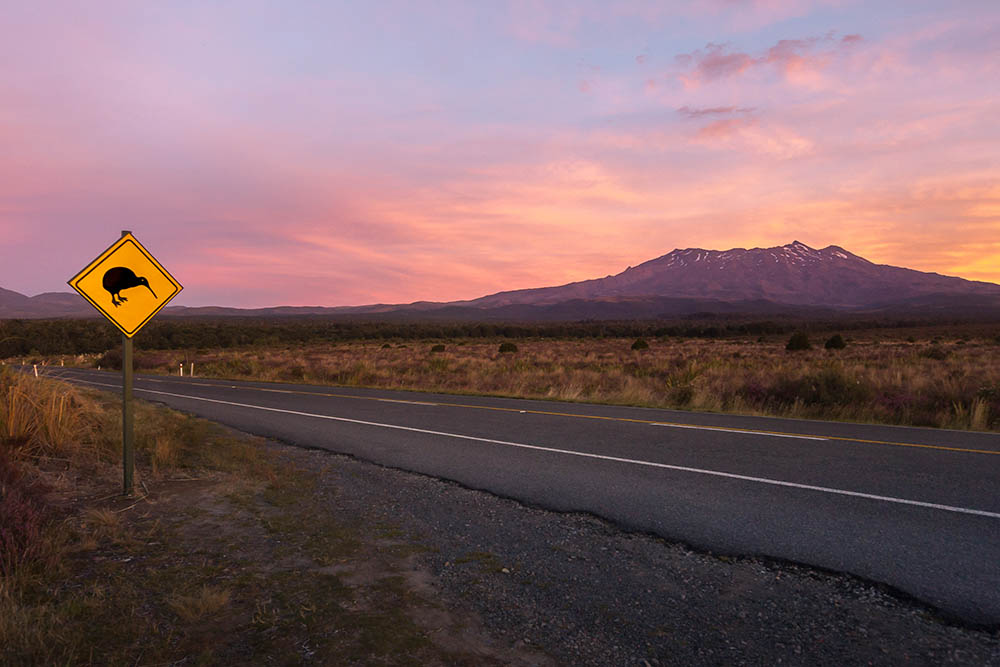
[74,329,1000,431]
[0,367,498,664]
[168,585,233,623]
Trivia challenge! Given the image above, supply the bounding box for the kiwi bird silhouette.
[102,267,156,307]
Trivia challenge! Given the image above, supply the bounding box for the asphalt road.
[32,365,1000,626]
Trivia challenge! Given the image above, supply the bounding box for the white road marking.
[66,378,1000,521]
[652,423,828,441]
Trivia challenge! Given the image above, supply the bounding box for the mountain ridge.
[4,241,1000,320]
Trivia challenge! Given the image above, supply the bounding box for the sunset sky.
[2,1,999,307]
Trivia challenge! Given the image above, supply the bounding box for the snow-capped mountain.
[458,241,1000,309]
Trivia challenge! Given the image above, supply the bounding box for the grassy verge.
[0,367,517,664]
[58,328,1000,431]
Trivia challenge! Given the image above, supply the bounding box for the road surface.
[34,366,1000,626]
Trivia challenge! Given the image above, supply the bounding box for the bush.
[631,338,649,351]
[766,367,868,408]
[96,348,123,370]
[669,385,694,406]
[498,342,518,353]
[381,343,391,349]
[785,331,811,351]
[824,334,846,350]
[430,344,446,353]
[920,346,949,360]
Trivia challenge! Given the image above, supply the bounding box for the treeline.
[0,315,990,358]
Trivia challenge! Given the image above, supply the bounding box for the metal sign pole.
[122,332,134,495]
[120,229,135,496]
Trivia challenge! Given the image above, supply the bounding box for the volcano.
[450,241,1000,312]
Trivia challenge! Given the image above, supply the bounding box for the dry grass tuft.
[80,508,123,544]
[151,434,180,474]
[168,585,232,623]
[0,367,113,461]
[81,507,119,529]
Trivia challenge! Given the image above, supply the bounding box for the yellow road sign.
[68,233,182,337]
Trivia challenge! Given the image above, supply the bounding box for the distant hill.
[4,241,1000,321]
[0,287,95,318]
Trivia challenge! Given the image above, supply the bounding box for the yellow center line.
[147,377,1000,457]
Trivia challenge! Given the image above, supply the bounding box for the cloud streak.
[677,105,756,118]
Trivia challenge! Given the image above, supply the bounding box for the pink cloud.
[695,117,752,139]
[676,33,863,87]
[690,117,815,158]
[677,105,755,118]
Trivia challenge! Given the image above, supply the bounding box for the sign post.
[68,231,182,495]
[123,330,134,493]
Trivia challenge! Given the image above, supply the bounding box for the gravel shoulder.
[270,441,1000,666]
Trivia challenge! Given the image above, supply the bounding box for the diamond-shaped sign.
[68,233,182,337]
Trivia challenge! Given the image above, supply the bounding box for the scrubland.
[105,330,1000,431]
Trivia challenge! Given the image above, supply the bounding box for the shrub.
[920,346,949,360]
[96,348,123,370]
[785,331,811,351]
[669,385,694,406]
[498,342,518,353]
[768,367,869,407]
[134,352,170,370]
[824,334,846,350]
[631,338,649,351]
[430,344,446,353]
[381,343,391,349]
